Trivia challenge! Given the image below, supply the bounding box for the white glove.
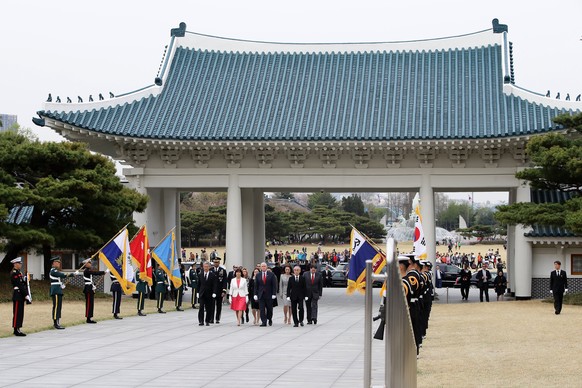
[549,290,553,294]
[286,297,290,302]
[61,284,66,289]
[197,293,200,298]
[253,295,258,301]
[167,286,171,291]
[245,296,249,303]
[25,295,32,302]
[305,297,308,301]
[271,295,276,300]
[105,268,110,273]
[212,293,216,298]
[74,271,80,276]
[565,289,568,293]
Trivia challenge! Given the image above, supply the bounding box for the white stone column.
[419,174,436,264]
[253,189,265,267]
[162,188,178,240]
[506,189,516,296]
[226,175,243,268]
[241,188,255,269]
[514,182,533,299]
[147,188,163,246]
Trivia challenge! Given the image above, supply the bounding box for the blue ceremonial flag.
[97,227,136,295]
[346,228,385,295]
[151,229,182,288]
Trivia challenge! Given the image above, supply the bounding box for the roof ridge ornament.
[171,22,186,37]
[492,18,508,33]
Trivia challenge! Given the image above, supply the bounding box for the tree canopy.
[0,130,148,271]
[495,113,582,235]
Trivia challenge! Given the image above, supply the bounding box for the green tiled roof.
[526,190,578,238]
[36,27,578,142]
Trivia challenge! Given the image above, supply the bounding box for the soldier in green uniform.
[154,266,169,313]
[174,264,186,311]
[49,257,74,329]
[10,257,30,336]
[188,264,199,309]
[135,268,149,316]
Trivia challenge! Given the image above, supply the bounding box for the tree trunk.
[42,244,52,280]
[0,243,21,272]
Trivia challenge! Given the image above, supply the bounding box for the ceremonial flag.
[97,227,137,295]
[413,204,427,260]
[130,225,152,286]
[346,227,386,295]
[151,228,182,288]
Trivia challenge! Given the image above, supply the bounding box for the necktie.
[296,276,299,282]
[263,272,266,284]
[311,274,314,285]
[205,272,207,280]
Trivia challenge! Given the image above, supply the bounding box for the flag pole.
[349,224,386,257]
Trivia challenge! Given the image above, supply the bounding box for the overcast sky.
[2,0,580,203]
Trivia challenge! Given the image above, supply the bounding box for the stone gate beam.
[226,175,243,268]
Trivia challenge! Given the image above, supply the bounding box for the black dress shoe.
[300,322,304,327]
[260,324,267,327]
[176,307,184,311]
[86,319,97,324]
[268,319,272,326]
[216,321,220,324]
[206,322,210,326]
[138,311,147,316]
[246,316,249,322]
[209,320,214,324]
[158,309,166,314]
[313,319,317,325]
[14,330,26,337]
[293,324,298,327]
[199,323,204,326]
[307,321,312,325]
[114,315,123,320]
[54,324,65,330]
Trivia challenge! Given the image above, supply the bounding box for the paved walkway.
[0,288,387,388]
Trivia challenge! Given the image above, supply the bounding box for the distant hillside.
[265,197,310,213]
[181,192,227,212]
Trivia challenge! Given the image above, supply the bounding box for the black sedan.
[454,271,497,288]
[435,264,461,287]
[329,271,347,287]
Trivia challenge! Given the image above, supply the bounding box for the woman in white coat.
[229,268,248,326]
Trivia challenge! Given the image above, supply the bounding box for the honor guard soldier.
[420,261,433,338]
[154,266,169,313]
[188,264,199,309]
[135,268,149,316]
[399,254,423,354]
[174,264,186,311]
[49,257,74,329]
[82,258,107,324]
[109,272,123,319]
[10,257,30,336]
[211,259,228,324]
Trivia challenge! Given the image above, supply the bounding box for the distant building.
[0,114,18,131]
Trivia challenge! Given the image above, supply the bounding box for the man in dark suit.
[211,259,228,324]
[303,264,323,324]
[286,265,306,327]
[197,262,217,326]
[458,263,472,301]
[253,262,277,326]
[550,260,568,315]
[475,262,492,302]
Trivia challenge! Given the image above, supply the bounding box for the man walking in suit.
[197,262,217,326]
[211,259,228,324]
[476,262,492,302]
[304,264,323,324]
[550,260,568,315]
[286,265,306,327]
[253,262,277,326]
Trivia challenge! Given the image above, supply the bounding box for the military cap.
[50,256,61,262]
[82,258,92,264]
[10,257,22,264]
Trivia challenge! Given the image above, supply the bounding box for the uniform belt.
[111,280,119,284]
[51,282,61,285]
[84,282,93,285]
[157,281,165,284]
[410,298,419,302]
